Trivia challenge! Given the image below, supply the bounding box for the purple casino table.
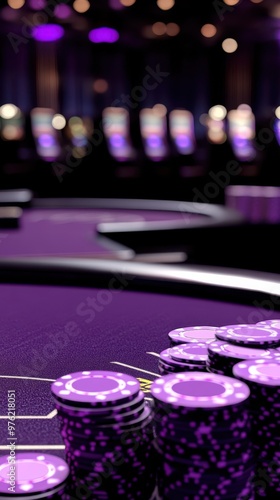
[0,258,280,498]
[0,192,244,264]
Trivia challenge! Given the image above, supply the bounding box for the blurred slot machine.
[102,107,134,161]
[205,105,227,145]
[169,109,196,155]
[0,104,25,141]
[30,108,61,161]
[139,107,168,161]
[227,107,256,161]
[67,116,93,159]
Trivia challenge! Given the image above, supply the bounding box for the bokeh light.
[0,104,20,119]
[157,0,175,11]
[208,105,227,121]
[201,24,217,38]
[54,4,72,20]
[166,23,180,36]
[52,114,66,130]
[152,22,166,36]
[275,106,280,119]
[88,27,119,43]
[93,79,109,93]
[2,125,22,140]
[7,0,25,9]
[32,24,65,42]
[73,0,90,14]
[120,0,136,6]
[224,0,239,5]
[222,38,238,53]
[29,0,46,9]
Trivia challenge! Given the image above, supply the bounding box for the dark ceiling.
[1,0,280,47]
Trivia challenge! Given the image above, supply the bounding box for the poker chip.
[158,358,206,376]
[215,324,280,347]
[0,453,69,498]
[151,371,254,499]
[232,358,280,386]
[151,371,250,409]
[51,370,140,407]
[169,343,209,363]
[51,370,156,499]
[168,326,217,347]
[257,319,280,330]
[232,358,280,498]
[158,343,208,375]
[207,340,279,376]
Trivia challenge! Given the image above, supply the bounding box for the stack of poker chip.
[168,326,217,347]
[207,340,280,376]
[158,343,209,375]
[0,452,69,499]
[151,371,254,500]
[233,358,280,498]
[51,370,156,500]
[215,323,280,349]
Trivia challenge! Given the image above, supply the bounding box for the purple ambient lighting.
[38,134,56,148]
[29,0,47,9]
[176,135,191,148]
[32,24,65,42]
[110,134,126,148]
[147,135,162,148]
[54,4,72,20]
[88,27,119,44]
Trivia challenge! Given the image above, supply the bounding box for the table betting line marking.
[146,352,160,358]
[0,445,65,451]
[0,410,57,420]
[110,361,159,377]
[0,375,56,382]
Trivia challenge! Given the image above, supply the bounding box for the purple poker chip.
[215,324,280,347]
[208,341,277,361]
[160,346,208,367]
[257,319,280,330]
[159,359,207,376]
[151,371,250,409]
[232,358,280,386]
[168,326,217,345]
[169,343,209,364]
[0,453,69,496]
[51,370,140,407]
[54,390,146,417]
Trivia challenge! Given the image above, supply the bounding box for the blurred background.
[1,0,280,213]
